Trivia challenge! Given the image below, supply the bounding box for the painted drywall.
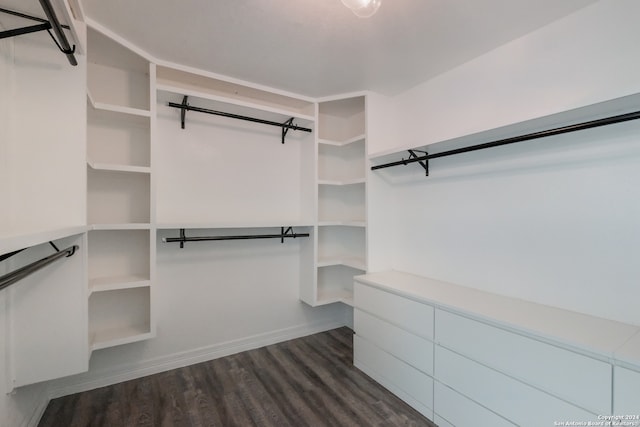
[0,25,12,229]
[0,27,46,427]
[0,22,87,426]
[389,0,640,154]
[372,0,640,325]
[5,32,86,235]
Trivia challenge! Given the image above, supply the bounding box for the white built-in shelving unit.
[309,95,367,306]
[154,64,316,228]
[85,25,155,352]
[153,63,317,296]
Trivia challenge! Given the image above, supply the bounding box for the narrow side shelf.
[87,91,151,117]
[89,275,150,294]
[87,160,151,174]
[318,133,365,147]
[318,178,366,186]
[317,256,366,271]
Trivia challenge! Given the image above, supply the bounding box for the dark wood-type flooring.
[39,327,436,427]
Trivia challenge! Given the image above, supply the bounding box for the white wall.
[2,28,86,235]
[0,23,86,426]
[390,0,640,153]
[371,0,640,325]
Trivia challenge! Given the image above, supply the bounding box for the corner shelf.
[87,91,151,118]
[307,95,367,307]
[89,285,152,350]
[318,133,365,147]
[85,22,154,353]
[87,160,151,174]
[89,275,150,295]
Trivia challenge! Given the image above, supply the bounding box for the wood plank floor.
[39,327,437,427]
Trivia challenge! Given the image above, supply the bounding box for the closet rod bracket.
[281,118,294,144]
[168,96,312,143]
[0,4,77,66]
[406,150,429,176]
[179,96,189,129]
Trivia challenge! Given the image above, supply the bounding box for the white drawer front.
[355,309,433,375]
[434,382,515,427]
[435,346,598,427]
[354,335,434,414]
[354,282,434,340]
[436,309,612,414]
[614,366,640,415]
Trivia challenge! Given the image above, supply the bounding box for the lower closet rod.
[0,245,78,291]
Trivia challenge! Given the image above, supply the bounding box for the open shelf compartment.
[87,229,150,289]
[87,168,151,225]
[87,27,150,111]
[89,286,152,351]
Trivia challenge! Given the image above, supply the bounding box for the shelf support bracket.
[406,150,429,176]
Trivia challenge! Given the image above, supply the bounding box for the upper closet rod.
[371,110,640,174]
[0,244,78,291]
[164,227,310,248]
[0,0,77,66]
[168,96,313,144]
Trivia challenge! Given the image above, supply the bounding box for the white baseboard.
[48,318,345,400]
[24,395,50,427]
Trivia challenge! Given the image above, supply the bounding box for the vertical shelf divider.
[311,95,368,307]
[86,24,154,353]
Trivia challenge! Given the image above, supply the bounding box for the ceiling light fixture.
[341,0,381,18]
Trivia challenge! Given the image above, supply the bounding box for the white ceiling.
[4,0,600,97]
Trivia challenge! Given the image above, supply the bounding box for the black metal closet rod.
[167,96,312,143]
[167,102,312,132]
[0,2,77,66]
[39,0,77,66]
[0,245,78,291]
[164,228,309,248]
[371,110,640,172]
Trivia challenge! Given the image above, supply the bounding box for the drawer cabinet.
[434,381,515,427]
[354,282,433,340]
[354,335,434,418]
[435,346,599,426]
[353,272,640,427]
[435,309,612,414]
[355,309,433,375]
